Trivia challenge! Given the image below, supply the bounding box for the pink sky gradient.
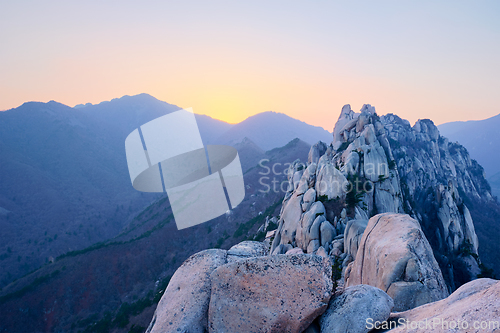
[1,1,499,130]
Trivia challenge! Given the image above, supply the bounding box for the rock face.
[147,104,498,332]
[332,104,358,144]
[381,114,489,288]
[346,214,449,311]
[208,254,332,333]
[147,242,273,333]
[320,284,394,333]
[388,278,500,333]
[309,141,328,165]
[272,104,492,291]
[315,161,348,200]
[343,219,368,263]
[227,241,268,262]
[146,249,227,333]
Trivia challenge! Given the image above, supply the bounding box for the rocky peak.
[332,104,359,143]
[360,103,376,115]
[272,104,494,292]
[147,104,500,333]
[413,118,440,142]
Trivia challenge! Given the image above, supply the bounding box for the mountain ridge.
[0,137,312,333]
[215,110,332,150]
[438,113,500,173]
[0,94,331,288]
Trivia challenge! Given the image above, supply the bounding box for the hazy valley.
[1,96,500,332]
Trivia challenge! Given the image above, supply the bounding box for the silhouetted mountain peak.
[79,93,180,112]
[234,137,263,150]
[216,112,331,151]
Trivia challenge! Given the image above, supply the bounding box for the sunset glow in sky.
[1,1,500,130]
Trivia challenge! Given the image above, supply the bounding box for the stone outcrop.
[146,249,227,333]
[147,104,499,332]
[380,113,490,288]
[227,240,268,262]
[343,219,368,264]
[309,141,328,165]
[272,104,490,291]
[315,160,348,200]
[208,254,332,333]
[272,104,405,259]
[148,245,333,333]
[320,284,394,333]
[388,278,500,332]
[346,214,449,311]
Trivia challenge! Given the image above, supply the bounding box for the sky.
[1,1,499,130]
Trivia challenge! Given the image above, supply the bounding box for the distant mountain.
[0,94,329,287]
[490,172,500,199]
[0,138,311,333]
[215,111,332,150]
[0,98,168,287]
[438,113,500,197]
[232,137,265,172]
[76,93,233,146]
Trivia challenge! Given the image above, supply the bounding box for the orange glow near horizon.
[1,2,500,130]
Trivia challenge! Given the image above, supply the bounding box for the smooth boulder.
[320,284,394,333]
[343,219,368,262]
[346,213,448,311]
[208,254,333,333]
[388,279,500,332]
[146,249,227,333]
[227,241,268,262]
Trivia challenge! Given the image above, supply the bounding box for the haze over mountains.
[439,113,500,198]
[0,127,312,332]
[74,94,332,150]
[215,111,332,151]
[0,93,330,287]
[1,97,500,332]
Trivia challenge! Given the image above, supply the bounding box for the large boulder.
[146,249,227,333]
[343,219,368,262]
[296,163,317,195]
[208,254,333,333]
[296,201,326,251]
[278,192,303,246]
[315,163,348,200]
[363,144,389,182]
[227,241,268,262]
[320,220,336,247]
[320,285,394,333]
[302,188,317,212]
[387,279,500,332]
[346,213,449,311]
[309,141,328,165]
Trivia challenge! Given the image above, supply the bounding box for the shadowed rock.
[320,284,394,333]
[146,249,227,333]
[343,219,368,263]
[346,213,449,311]
[227,241,268,262]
